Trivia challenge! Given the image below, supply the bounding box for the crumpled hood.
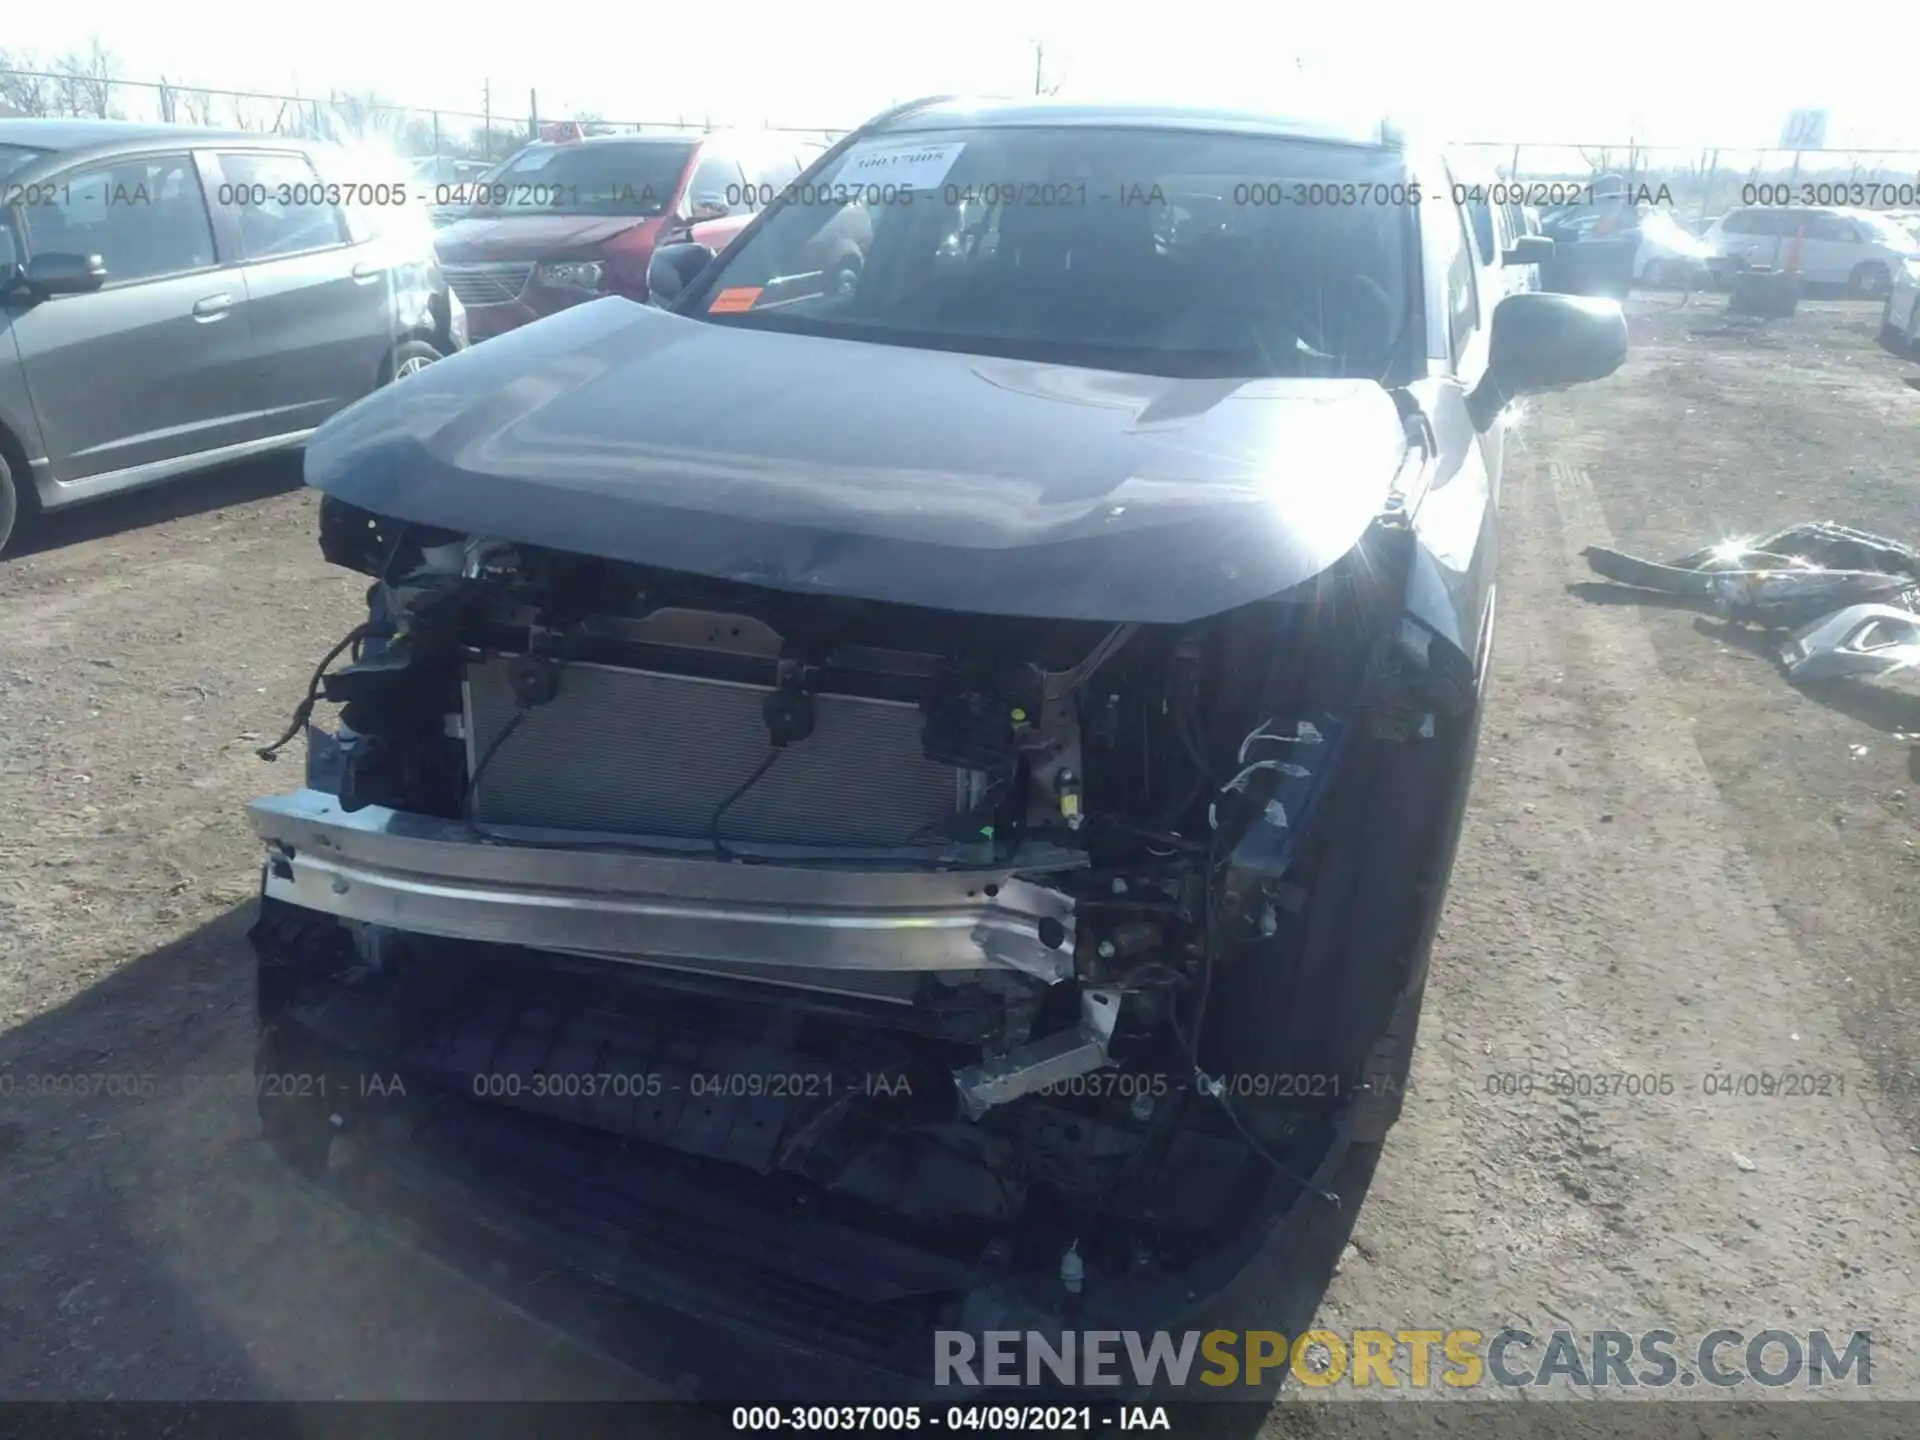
[305,300,1411,623]
[434,214,655,263]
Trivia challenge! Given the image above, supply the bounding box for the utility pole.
[483,78,492,159]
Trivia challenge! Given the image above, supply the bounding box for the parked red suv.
[434,131,819,341]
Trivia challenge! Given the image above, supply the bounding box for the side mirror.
[645,241,716,307]
[25,251,107,296]
[1502,234,1554,267]
[1468,291,1627,431]
[687,194,729,224]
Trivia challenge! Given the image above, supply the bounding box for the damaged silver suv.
[246,98,1626,1394]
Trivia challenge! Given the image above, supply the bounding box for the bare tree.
[174,85,218,127]
[230,95,271,132]
[325,88,409,147]
[0,49,59,116]
[156,75,215,126]
[53,36,118,119]
[1029,39,1069,96]
[464,122,527,162]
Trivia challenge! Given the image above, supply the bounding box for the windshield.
[684,126,1421,380]
[467,142,692,217]
[0,144,48,182]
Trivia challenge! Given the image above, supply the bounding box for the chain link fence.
[1451,143,1920,221]
[0,67,846,165]
[6,66,1918,220]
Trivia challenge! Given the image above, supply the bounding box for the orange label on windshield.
[708,286,762,314]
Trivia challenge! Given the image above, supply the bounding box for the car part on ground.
[1583,521,1920,681]
[1777,604,1920,683]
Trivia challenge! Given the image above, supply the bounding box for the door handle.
[191,293,233,319]
[351,262,383,283]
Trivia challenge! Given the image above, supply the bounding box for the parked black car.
[0,119,466,553]
[248,97,1625,1396]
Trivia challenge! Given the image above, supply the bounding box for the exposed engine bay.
[247,491,1482,1365]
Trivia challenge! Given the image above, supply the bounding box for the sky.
[6,0,1918,156]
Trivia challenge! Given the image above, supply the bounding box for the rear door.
[1444,191,1504,486]
[207,148,392,436]
[9,149,260,484]
[1799,210,1861,283]
[1713,208,1776,269]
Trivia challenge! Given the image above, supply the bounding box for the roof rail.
[850,94,964,136]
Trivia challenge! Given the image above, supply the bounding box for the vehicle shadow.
[0,902,652,1401]
[0,902,1378,1413]
[1564,580,1711,614]
[11,454,304,559]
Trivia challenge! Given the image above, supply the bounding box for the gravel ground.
[1,295,1917,1423]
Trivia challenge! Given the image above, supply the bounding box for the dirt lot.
[2,296,1918,1418]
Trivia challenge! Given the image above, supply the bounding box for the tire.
[382,338,443,386]
[1848,262,1891,298]
[1904,296,1920,356]
[1640,257,1672,289]
[0,448,36,559]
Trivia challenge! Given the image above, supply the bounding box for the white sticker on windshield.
[830,141,965,194]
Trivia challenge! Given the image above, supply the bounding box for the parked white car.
[1880,254,1920,353]
[1704,206,1919,296]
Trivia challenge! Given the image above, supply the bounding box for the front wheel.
[1906,296,1920,355]
[382,339,443,386]
[0,450,35,559]
[1848,262,1891,298]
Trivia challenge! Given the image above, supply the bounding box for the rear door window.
[23,152,216,284]
[687,151,753,216]
[1466,200,1494,264]
[213,151,349,260]
[1805,212,1859,243]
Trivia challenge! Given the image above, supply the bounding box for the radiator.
[463,657,962,848]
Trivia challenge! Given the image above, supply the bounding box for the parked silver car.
[1704,205,1919,296]
[0,119,467,553]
